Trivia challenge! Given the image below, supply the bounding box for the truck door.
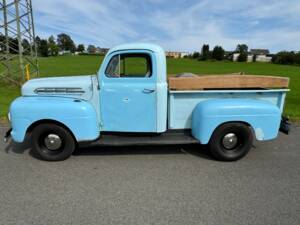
[99,50,157,132]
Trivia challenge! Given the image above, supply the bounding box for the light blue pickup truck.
[5,43,290,161]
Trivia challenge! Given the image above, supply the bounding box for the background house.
[95,47,109,55]
[58,50,71,55]
[250,49,272,62]
[166,51,189,58]
[232,48,272,62]
[232,53,253,62]
[250,49,270,55]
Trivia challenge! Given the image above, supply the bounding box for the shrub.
[192,52,200,59]
[272,51,297,65]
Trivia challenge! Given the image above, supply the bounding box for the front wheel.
[209,123,253,161]
[31,123,76,161]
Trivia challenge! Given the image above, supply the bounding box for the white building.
[165,51,189,58]
[58,50,71,55]
[180,52,189,58]
[247,55,254,62]
[256,55,272,62]
[233,53,240,62]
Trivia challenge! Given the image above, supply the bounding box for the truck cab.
[6,43,290,161]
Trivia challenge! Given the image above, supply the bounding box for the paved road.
[0,126,299,225]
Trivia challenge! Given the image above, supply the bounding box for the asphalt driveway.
[0,126,299,225]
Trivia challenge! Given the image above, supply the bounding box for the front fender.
[9,96,99,142]
[191,99,281,144]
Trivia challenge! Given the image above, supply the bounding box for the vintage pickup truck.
[5,43,290,161]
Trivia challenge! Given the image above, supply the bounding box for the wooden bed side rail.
[168,75,289,90]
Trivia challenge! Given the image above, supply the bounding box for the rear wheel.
[31,123,76,161]
[209,123,253,161]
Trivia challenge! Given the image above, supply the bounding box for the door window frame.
[100,50,156,82]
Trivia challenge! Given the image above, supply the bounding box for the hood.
[21,75,95,100]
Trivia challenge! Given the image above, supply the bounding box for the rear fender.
[191,99,281,144]
[9,96,100,142]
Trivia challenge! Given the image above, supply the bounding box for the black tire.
[31,123,76,161]
[209,123,253,161]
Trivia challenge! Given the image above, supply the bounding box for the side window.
[105,53,152,78]
[105,55,120,77]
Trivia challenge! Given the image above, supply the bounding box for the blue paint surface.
[10,96,99,142]
[191,98,281,144]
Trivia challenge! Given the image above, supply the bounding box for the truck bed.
[168,88,289,130]
[168,75,289,90]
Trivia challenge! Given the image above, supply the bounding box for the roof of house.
[250,49,270,55]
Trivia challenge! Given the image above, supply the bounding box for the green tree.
[253,54,257,62]
[57,33,76,53]
[200,44,210,60]
[236,44,248,62]
[87,45,96,54]
[295,52,300,64]
[39,39,49,57]
[35,36,41,48]
[77,44,85,52]
[0,34,5,52]
[211,46,225,60]
[9,37,19,54]
[48,35,55,44]
[22,39,30,55]
[237,52,247,62]
[236,44,248,54]
[48,35,58,56]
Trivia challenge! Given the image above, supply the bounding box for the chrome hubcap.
[222,133,238,150]
[44,134,62,151]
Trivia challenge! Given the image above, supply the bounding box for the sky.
[33,0,300,53]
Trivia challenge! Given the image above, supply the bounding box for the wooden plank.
[168,75,289,90]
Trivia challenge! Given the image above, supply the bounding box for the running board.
[79,130,199,147]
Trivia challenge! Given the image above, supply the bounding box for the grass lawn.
[1,55,300,121]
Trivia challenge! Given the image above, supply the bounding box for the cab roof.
[108,43,165,54]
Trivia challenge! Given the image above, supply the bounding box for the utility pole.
[0,0,39,85]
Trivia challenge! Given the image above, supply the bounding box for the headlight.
[7,112,11,121]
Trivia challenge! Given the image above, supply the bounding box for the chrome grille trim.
[34,87,85,94]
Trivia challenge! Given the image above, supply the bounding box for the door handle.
[143,88,155,93]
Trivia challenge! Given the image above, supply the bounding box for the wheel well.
[212,121,255,138]
[26,119,77,142]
